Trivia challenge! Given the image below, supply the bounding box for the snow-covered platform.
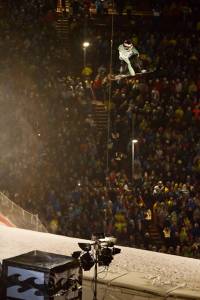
[0,225,200,300]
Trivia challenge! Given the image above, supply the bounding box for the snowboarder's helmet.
[123,40,133,49]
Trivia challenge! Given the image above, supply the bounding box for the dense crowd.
[63,0,199,18]
[0,1,199,259]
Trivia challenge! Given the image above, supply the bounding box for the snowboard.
[109,70,155,81]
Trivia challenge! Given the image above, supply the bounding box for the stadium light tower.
[83,41,90,68]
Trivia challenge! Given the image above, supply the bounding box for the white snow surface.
[1,225,200,297]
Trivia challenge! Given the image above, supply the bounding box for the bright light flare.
[132,139,138,144]
[83,41,90,48]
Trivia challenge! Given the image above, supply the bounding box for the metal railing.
[0,192,47,232]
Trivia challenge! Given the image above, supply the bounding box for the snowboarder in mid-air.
[118,39,147,76]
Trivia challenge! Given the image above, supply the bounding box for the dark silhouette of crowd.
[0,1,199,259]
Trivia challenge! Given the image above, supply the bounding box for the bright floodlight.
[83,41,90,48]
[132,139,138,144]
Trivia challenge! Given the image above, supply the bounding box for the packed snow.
[111,246,200,289]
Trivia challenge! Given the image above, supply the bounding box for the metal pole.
[93,261,97,300]
[93,247,98,300]
[83,48,86,68]
[106,0,114,183]
[132,139,138,183]
[132,141,135,182]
